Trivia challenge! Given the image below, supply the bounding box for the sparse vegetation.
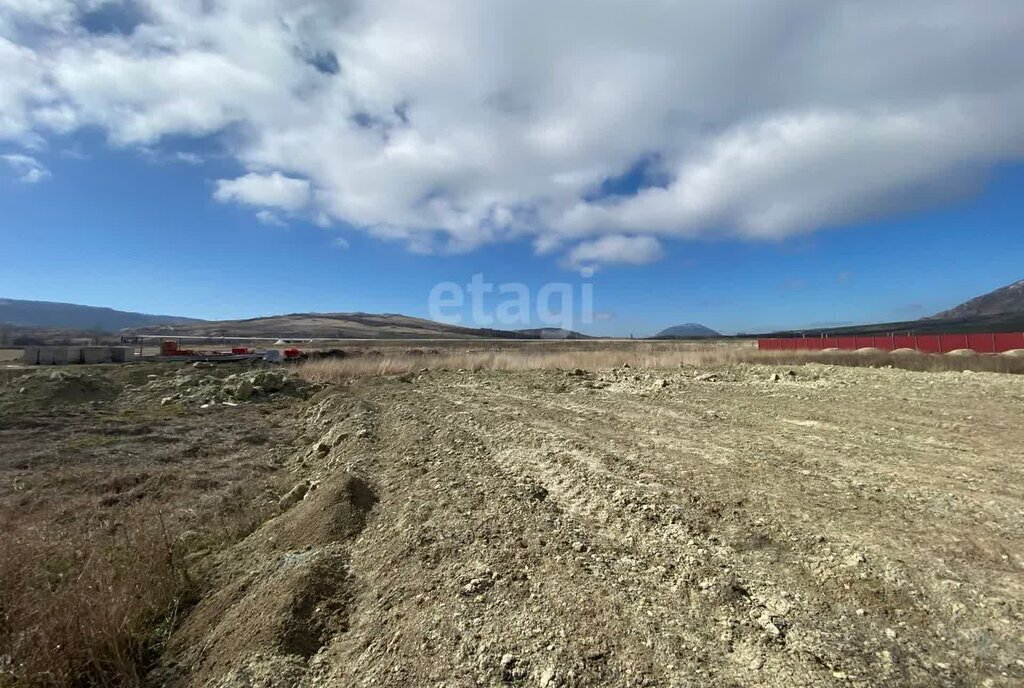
[0,500,285,688]
[4,347,1024,686]
[0,367,302,688]
[296,342,1024,381]
[0,507,193,687]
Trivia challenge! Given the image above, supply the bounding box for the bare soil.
[167,363,1023,687]
[3,360,1023,687]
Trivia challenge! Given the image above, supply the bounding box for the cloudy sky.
[2,0,1023,334]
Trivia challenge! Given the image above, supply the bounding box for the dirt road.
[166,363,1024,687]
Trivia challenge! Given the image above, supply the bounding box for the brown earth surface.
[168,363,1024,687]
[2,361,1023,687]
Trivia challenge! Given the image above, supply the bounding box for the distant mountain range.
[0,299,598,339]
[131,312,570,340]
[764,278,1024,337]
[932,279,1024,320]
[0,298,200,332]
[653,323,721,339]
[516,328,594,340]
[7,278,1024,342]
[0,299,598,340]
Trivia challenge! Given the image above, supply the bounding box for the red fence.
[758,332,1024,354]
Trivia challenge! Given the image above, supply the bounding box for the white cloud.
[2,0,1024,264]
[254,210,287,227]
[172,151,202,165]
[1,153,50,182]
[556,102,1024,239]
[214,172,311,211]
[332,236,349,249]
[564,235,663,271]
[138,147,204,165]
[0,37,54,145]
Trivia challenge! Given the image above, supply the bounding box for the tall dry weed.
[0,507,191,687]
[296,344,1024,382]
[0,502,274,687]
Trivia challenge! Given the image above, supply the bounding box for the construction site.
[1,341,1022,687]
[17,340,305,366]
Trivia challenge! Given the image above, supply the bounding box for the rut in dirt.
[150,365,1024,687]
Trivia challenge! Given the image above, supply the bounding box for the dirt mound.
[173,548,354,685]
[161,474,378,687]
[131,367,316,407]
[0,369,120,413]
[945,348,976,356]
[266,475,379,553]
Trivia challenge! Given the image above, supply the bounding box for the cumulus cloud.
[2,0,1024,264]
[564,235,663,271]
[1,153,50,182]
[556,102,1024,239]
[213,172,311,212]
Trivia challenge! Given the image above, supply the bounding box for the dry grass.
[0,506,189,687]
[748,349,1024,374]
[0,366,296,688]
[0,504,277,688]
[297,342,1024,381]
[297,343,743,379]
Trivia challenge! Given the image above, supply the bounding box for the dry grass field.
[296,340,1024,379]
[1,342,1022,687]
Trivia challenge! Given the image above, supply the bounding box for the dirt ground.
[167,362,1024,687]
[2,360,1023,687]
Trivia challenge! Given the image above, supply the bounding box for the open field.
[1,345,1023,686]
[296,341,1024,379]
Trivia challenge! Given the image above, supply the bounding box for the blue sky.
[2,1,1023,336]
[2,137,1021,336]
